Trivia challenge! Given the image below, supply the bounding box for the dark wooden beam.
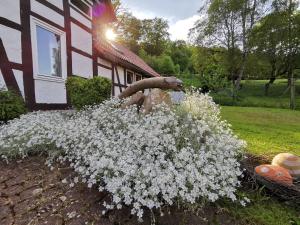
[0,17,22,31]
[71,47,93,59]
[35,0,64,15]
[0,39,21,95]
[114,64,122,93]
[21,0,36,109]
[63,0,72,106]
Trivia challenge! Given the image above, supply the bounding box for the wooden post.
[290,73,296,110]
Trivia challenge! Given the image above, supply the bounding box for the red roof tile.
[96,41,160,77]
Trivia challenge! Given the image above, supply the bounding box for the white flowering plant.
[0,92,246,219]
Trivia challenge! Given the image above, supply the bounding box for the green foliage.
[0,89,27,123]
[140,18,170,56]
[139,50,178,75]
[169,40,193,73]
[66,76,111,110]
[115,12,142,54]
[199,64,230,92]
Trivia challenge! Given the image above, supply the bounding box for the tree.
[235,0,268,90]
[250,12,285,95]
[191,0,242,83]
[191,0,268,91]
[140,18,170,56]
[115,12,142,53]
[168,40,193,73]
[252,0,300,108]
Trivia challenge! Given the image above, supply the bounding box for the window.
[31,18,67,81]
[36,26,62,77]
[70,0,91,16]
[126,70,134,84]
[135,74,142,81]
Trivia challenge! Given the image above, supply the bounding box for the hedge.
[0,89,27,123]
[66,76,111,110]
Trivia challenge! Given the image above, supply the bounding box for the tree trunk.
[265,66,276,96]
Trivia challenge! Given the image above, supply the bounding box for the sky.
[121,0,204,41]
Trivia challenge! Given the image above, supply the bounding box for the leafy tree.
[191,0,268,90]
[251,0,300,108]
[168,40,192,73]
[140,18,170,56]
[116,12,142,53]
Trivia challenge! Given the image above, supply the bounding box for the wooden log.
[121,92,145,109]
[118,77,183,99]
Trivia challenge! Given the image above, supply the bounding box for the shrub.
[199,64,230,93]
[0,89,27,123]
[66,76,111,110]
[0,93,246,219]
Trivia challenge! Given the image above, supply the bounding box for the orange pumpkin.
[255,164,293,186]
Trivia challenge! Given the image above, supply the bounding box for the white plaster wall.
[0,25,22,64]
[72,52,93,78]
[47,0,64,10]
[31,0,65,27]
[114,86,121,96]
[98,57,112,68]
[13,70,25,98]
[71,23,92,55]
[70,8,92,29]
[98,66,112,80]
[0,0,21,24]
[0,71,7,90]
[117,66,125,85]
[35,79,67,104]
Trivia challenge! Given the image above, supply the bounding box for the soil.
[0,157,240,225]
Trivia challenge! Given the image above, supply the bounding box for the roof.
[95,41,160,77]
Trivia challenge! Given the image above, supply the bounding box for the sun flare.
[105,29,117,41]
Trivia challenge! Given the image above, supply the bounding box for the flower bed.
[0,92,246,219]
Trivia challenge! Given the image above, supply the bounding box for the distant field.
[221,106,300,157]
[180,77,300,110]
[213,79,300,110]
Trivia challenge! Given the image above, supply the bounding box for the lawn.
[220,106,300,225]
[221,106,300,157]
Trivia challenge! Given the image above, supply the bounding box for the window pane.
[136,74,142,81]
[36,26,62,77]
[127,71,134,84]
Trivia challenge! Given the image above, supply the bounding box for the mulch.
[0,157,241,225]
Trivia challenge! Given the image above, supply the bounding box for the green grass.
[220,106,300,225]
[222,190,300,225]
[213,79,300,110]
[221,106,300,157]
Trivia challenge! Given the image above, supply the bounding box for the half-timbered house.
[0,0,160,110]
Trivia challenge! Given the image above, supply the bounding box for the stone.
[32,188,43,196]
[59,196,67,202]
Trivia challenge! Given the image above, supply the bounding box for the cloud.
[122,0,203,20]
[169,15,200,41]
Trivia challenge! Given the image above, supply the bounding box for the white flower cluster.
[0,93,246,218]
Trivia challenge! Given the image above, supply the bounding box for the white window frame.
[69,0,92,18]
[31,17,67,83]
[126,69,135,85]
